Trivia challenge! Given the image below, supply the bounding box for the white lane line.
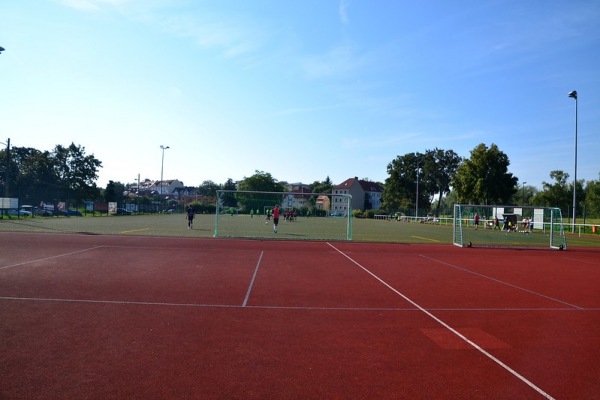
[326,242,555,400]
[420,254,583,309]
[242,251,264,307]
[0,297,594,312]
[0,246,104,271]
[0,296,242,308]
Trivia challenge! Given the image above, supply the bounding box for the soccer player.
[186,205,195,229]
[272,204,280,233]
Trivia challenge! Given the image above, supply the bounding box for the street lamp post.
[1,138,10,197]
[160,145,170,209]
[568,90,577,233]
[135,173,140,213]
[522,182,527,206]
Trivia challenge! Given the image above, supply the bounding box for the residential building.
[284,186,312,210]
[151,180,184,196]
[332,177,384,214]
[315,195,330,212]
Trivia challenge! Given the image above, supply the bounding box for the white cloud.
[55,0,131,12]
[302,45,363,79]
[339,0,349,24]
[150,13,266,60]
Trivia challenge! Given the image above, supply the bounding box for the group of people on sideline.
[474,213,534,232]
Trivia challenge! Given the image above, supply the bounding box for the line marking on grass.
[120,228,151,234]
[412,235,440,242]
[327,241,556,400]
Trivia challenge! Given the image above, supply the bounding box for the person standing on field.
[186,205,195,229]
[272,204,280,233]
[474,212,480,230]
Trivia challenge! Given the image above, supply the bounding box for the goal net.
[214,190,352,241]
[453,204,567,250]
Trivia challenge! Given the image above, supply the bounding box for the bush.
[365,209,378,219]
[352,210,365,218]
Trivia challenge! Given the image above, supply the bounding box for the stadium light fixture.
[568,90,577,233]
[160,145,170,199]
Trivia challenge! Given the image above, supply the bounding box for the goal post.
[453,204,567,250]
[214,190,353,241]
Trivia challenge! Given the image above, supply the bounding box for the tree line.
[1,142,598,219]
[383,143,599,219]
[0,143,102,206]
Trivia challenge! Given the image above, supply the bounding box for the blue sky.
[1,0,598,190]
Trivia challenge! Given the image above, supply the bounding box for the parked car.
[24,206,54,216]
[7,209,32,217]
[115,208,131,215]
[67,209,83,216]
[36,208,54,216]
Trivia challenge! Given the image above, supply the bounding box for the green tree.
[198,180,221,197]
[451,143,517,205]
[310,176,333,194]
[3,147,58,203]
[382,152,432,214]
[52,143,102,204]
[104,181,118,202]
[584,175,600,218]
[432,190,459,217]
[309,176,333,209]
[219,178,238,208]
[238,170,284,192]
[510,183,538,206]
[531,170,571,209]
[236,171,284,212]
[532,170,586,218]
[103,181,126,204]
[423,148,461,216]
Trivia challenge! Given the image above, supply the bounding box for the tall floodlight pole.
[568,90,577,233]
[0,48,7,197]
[160,145,170,208]
[1,139,10,197]
[415,168,420,220]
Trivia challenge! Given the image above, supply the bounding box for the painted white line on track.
[420,254,583,309]
[326,242,556,400]
[0,296,596,312]
[243,251,263,307]
[0,246,104,270]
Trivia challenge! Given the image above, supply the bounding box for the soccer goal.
[214,190,353,241]
[453,204,567,250]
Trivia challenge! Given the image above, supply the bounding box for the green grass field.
[1,213,599,247]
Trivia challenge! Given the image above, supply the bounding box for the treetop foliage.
[451,143,517,205]
[0,142,102,205]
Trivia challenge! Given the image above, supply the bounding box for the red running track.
[1,232,599,399]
